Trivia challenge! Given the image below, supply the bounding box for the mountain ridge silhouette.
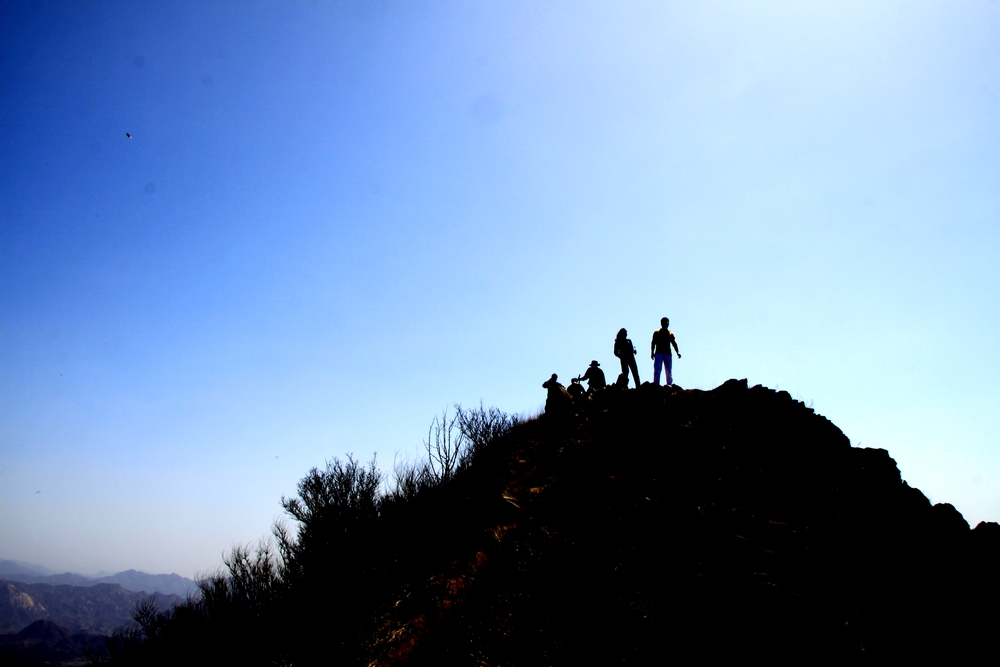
[0,564,195,598]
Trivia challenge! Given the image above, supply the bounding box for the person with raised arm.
[578,360,607,393]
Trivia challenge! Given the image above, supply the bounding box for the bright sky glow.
[2,0,998,578]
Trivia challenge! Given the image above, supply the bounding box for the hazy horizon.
[2,0,998,578]
[0,557,189,579]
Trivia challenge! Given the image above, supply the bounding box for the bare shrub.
[424,408,465,482]
[390,455,435,502]
[197,541,284,618]
[282,455,382,549]
[456,402,521,469]
[404,404,521,489]
[101,405,520,666]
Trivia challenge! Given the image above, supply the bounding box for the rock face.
[374,379,998,662]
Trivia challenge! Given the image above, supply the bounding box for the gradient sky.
[2,0,998,579]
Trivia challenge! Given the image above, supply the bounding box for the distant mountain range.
[0,560,196,597]
[0,579,181,634]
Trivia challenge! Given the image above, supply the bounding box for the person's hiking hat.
[590,360,600,367]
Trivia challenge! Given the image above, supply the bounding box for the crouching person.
[542,373,574,419]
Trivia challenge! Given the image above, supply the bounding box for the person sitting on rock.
[650,316,681,385]
[579,360,607,392]
[542,373,574,416]
[567,377,586,399]
[614,328,640,387]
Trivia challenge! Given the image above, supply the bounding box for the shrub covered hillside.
[105,381,999,665]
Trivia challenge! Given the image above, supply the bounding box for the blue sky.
[2,0,998,578]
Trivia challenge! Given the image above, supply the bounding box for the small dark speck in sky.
[126,132,132,138]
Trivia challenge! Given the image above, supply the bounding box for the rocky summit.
[102,379,999,665]
[368,379,998,663]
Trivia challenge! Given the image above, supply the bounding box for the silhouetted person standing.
[579,360,607,392]
[614,328,640,388]
[651,317,681,385]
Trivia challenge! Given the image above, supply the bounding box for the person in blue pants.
[650,317,681,385]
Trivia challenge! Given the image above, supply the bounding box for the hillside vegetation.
[103,380,999,665]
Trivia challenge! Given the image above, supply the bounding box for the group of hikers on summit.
[543,317,681,412]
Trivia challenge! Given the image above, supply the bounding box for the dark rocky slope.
[371,379,998,663]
